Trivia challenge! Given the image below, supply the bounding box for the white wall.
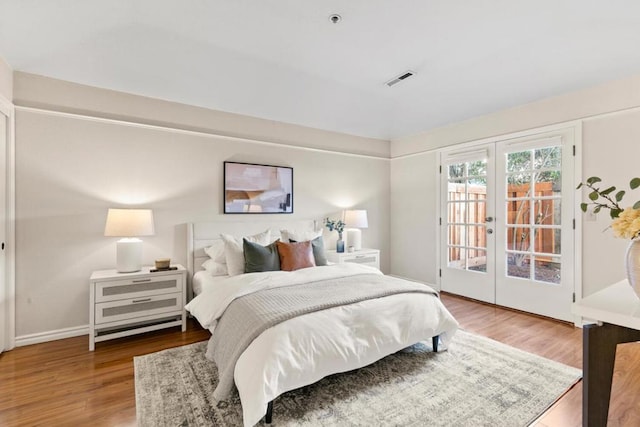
[392,72,640,157]
[14,72,389,158]
[390,152,438,284]
[390,73,640,297]
[13,75,390,339]
[0,56,11,101]
[581,110,640,292]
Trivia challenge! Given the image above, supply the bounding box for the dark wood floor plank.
[0,294,638,426]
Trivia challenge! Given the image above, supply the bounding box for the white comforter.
[186,264,459,427]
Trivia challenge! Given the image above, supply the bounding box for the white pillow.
[221,229,272,276]
[201,259,228,276]
[204,240,226,264]
[280,229,322,243]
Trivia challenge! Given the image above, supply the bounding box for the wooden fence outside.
[448,184,486,264]
[448,182,557,263]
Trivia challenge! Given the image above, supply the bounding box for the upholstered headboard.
[186,220,317,299]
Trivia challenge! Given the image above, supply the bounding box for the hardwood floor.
[0,293,639,426]
[0,320,210,426]
[441,292,640,427]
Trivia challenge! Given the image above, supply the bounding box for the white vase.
[625,238,640,298]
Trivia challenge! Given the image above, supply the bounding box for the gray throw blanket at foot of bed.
[210,273,438,401]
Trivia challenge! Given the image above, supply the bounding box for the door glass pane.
[507,200,529,224]
[534,228,561,255]
[468,249,487,272]
[466,201,486,225]
[468,180,487,203]
[534,146,561,169]
[467,225,486,249]
[534,256,561,284]
[448,247,465,269]
[534,171,561,193]
[447,180,467,201]
[468,160,487,178]
[507,226,531,252]
[448,163,465,179]
[448,202,467,224]
[507,253,530,279]
[448,225,466,246]
[507,151,532,172]
[532,199,561,226]
[507,172,531,187]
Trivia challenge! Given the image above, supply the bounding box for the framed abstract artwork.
[223,161,293,214]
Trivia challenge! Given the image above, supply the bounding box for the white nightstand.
[326,248,380,270]
[89,265,187,351]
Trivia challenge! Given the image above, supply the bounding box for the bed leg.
[265,401,273,424]
[432,335,439,353]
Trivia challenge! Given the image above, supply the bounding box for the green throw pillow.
[243,239,281,273]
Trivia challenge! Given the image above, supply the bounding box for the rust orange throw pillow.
[276,240,316,271]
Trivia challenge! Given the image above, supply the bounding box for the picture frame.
[223,161,293,214]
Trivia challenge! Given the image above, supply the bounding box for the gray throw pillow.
[290,236,328,266]
[243,238,281,273]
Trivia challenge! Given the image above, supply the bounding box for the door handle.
[485,217,494,223]
[487,228,494,235]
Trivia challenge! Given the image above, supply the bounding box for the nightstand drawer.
[326,248,380,270]
[95,274,183,303]
[343,254,378,267]
[95,292,182,324]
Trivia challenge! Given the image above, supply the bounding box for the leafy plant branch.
[577,176,640,219]
[324,218,345,234]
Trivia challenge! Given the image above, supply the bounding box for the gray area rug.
[134,330,581,426]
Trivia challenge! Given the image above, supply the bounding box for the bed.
[185,221,459,427]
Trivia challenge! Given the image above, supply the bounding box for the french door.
[440,145,496,303]
[440,133,575,321]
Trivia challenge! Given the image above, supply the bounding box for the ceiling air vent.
[386,70,415,87]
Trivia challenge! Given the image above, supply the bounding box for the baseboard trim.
[16,325,89,347]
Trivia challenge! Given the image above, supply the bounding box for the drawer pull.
[132,298,152,303]
[132,278,152,283]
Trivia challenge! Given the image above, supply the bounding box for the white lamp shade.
[344,210,368,228]
[104,208,155,237]
[105,208,154,273]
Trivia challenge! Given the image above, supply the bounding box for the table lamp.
[104,208,155,273]
[344,210,368,251]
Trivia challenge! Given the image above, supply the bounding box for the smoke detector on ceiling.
[329,14,342,24]
[386,71,415,87]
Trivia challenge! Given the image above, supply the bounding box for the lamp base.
[346,228,362,251]
[116,238,143,273]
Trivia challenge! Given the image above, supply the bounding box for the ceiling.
[2,1,640,140]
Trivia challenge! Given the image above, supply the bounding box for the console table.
[572,279,640,427]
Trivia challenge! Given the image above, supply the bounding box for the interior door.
[440,144,495,303]
[495,136,574,321]
[439,133,575,321]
